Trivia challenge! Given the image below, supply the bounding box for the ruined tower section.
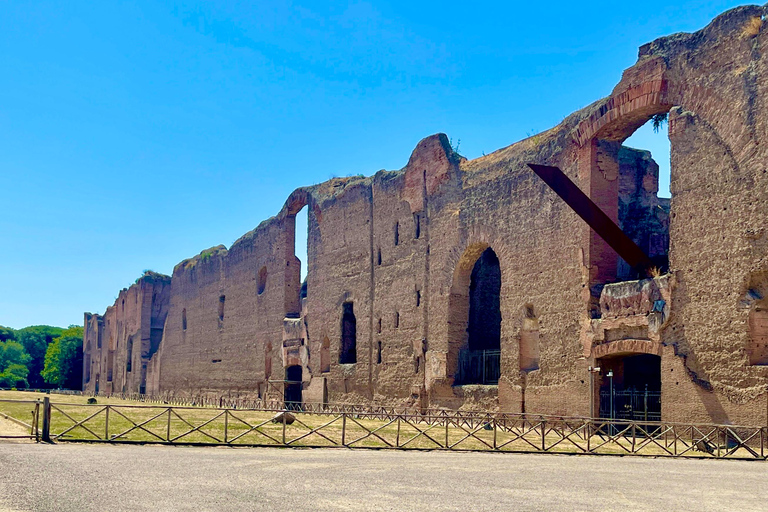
[82,271,170,394]
[576,5,768,425]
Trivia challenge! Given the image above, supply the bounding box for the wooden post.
[166,408,171,442]
[341,413,346,447]
[42,397,51,443]
[224,409,229,444]
[282,411,287,445]
[104,405,110,441]
[445,418,449,449]
[33,401,40,442]
[493,418,497,450]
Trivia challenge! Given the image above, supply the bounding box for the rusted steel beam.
[527,164,653,272]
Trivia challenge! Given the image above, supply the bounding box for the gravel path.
[0,443,766,511]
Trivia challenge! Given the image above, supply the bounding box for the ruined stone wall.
[87,5,768,426]
[153,213,291,398]
[83,272,170,394]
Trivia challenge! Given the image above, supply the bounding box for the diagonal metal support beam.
[527,164,653,272]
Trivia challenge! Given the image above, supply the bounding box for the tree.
[42,326,83,389]
[0,340,31,388]
[0,326,15,342]
[16,325,64,388]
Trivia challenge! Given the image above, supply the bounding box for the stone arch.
[281,189,312,317]
[574,64,675,289]
[447,240,506,385]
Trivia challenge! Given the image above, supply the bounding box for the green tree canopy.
[0,326,15,342]
[0,340,31,388]
[42,326,83,389]
[16,325,64,388]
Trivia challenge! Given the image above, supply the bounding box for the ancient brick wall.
[87,5,768,426]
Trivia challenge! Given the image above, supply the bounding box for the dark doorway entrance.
[284,365,302,407]
[457,247,501,385]
[598,353,661,422]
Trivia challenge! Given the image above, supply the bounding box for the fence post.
[104,405,110,441]
[493,418,497,450]
[341,413,346,447]
[42,396,51,443]
[224,409,229,444]
[33,401,40,442]
[282,411,287,445]
[445,418,449,449]
[166,408,172,442]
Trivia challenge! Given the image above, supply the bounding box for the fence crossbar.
[169,409,225,443]
[345,415,397,448]
[108,407,169,442]
[51,404,106,440]
[397,417,444,449]
[447,421,495,450]
[225,412,281,445]
[286,415,342,446]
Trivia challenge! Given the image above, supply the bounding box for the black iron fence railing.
[456,349,501,385]
[599,389,662,422]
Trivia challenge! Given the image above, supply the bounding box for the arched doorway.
[450,246,502,385]
[597,353,661,422]
[284,365,302,406]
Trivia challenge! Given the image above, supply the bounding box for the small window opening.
[377,318,382,334]
[126,336,133,373]
[377,341,382,364]
[340,302,357,364]
[394,222,399,246]
[414,213,421,239]
[395,311,400,329]
[414,356,420,374]
[182,308,187,331]
[212,359,222,363]
[416,289,421,307]
[218,295,225,322]
[258,266,267,295]
[377,247,382,266]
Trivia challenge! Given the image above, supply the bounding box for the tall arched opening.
[449,244,502,385]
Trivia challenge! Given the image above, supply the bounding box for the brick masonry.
[84,6,768,425]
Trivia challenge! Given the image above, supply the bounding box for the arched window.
[453,246,502,385]
[339,302,357,364]
[468,248,501,351]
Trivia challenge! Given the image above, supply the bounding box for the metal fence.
[1,397,766,460]
[599,389,662,422]
[456,349,501,385]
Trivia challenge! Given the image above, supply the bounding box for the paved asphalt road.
[0,443,766,511]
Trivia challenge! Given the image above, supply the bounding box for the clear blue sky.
[0,1,748,329]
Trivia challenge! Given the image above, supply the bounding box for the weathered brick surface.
[86,6,768,425]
